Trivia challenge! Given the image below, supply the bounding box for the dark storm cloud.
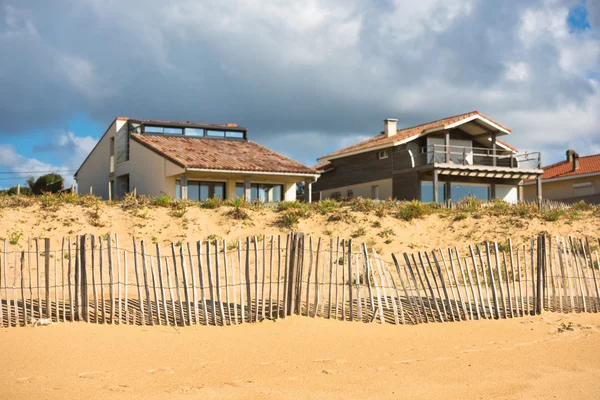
[0,0,599,165]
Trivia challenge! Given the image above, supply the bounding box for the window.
[176,180,226,201]
[378,150,389,160]
[206,130,225,137]
[235,183,283,202]
[450,183,489,202]
[371,185,379,200]
[420,181,446,203]
[115,128,130,164]
[347,189,354,198]
[116,174,129,199]
[144,126,183,134]
[331,191,342,201]
[573,182,594,197]
[225,131,244,138]
[185,128,204,136]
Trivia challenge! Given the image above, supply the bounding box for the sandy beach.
[1,312,599,399]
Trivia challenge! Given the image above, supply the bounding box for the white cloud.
[0,145,75,188]
[588,0,600,27]
[504,61,531,82]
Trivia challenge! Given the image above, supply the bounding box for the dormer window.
[378,150,389,160]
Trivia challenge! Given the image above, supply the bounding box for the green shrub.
[226,197,250,220]
[312,199,340,215]
[277,200,304,211]
[453,212,468,221]
[571,200,593,212]
[279,210,301,228]
[8,230,23,245]
[396,200,431,221]
[377,228,394,238]
[542,209,565,222]
[151,194,172,207]
[201,197,224,209]
[349,197,375,213]
[351,227,366,238]
[456,197,481,212]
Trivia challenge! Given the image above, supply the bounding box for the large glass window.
[420,181,446,203]
[144,126,183,134]
[206,130,225,137]
[450,183,489,202]
[185,128,204,136]
[235,183,283,202]
[176,180,225,201]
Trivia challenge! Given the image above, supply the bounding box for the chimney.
[566,149,580,171]
[384,118,398,138]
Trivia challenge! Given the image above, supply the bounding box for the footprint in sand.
[393,360,416,364]
[104,384,130,392]
[78,371,106,379]
[147,367,174,374]
[321,369,342,375]
[167,386,211,395]
[16,377,31,384]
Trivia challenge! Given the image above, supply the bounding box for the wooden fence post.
[79,235,88,322]
[286,233,297,316]
[536,235,544,315]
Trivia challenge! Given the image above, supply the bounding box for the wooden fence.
[0,233,599,327]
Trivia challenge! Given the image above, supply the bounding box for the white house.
[74,117,319,202]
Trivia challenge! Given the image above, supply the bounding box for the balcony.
[394,145,543,179]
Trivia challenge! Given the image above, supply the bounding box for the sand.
[1,312,600,399]
[1,203,599,257]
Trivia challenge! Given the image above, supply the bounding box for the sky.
[0,0,599,189]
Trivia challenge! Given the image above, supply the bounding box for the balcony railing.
[396,145,541,170]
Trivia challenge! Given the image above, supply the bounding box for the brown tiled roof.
[313,160,333,171]
[317,111,515,161]
[131,134,318,175]
[539,154,600,180]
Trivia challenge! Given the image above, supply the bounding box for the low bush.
[312,199,340,215]
[151,194,172,207]
[543,209,565,222]
[201,197,224,209]
[396,200,431,221]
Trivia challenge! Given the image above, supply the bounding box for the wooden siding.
[313,148,394,192]
[392,171,420,201]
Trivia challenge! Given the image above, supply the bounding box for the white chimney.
[384,118,398,138]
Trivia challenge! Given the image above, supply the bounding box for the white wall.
[319,178,393,200]
[116,139,183,197]
[75,120,117,199]
[496,184,518,204]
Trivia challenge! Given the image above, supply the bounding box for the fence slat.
[334,237,340,320]
[268,236,274,320]
[214,240,226,326]
[502,251,513,318]
[430,252,453,322]
[80,236,88,323]
[12,252,19,326]
[254,237,260,321]
[188,242,199,325]
[20,251,26,325]
[27,239,33,321]
[100,238,107,323]
[508,239,519,317]
[392,253,416,325]
[457,250,476,320]
[179,244,192,326]
[586,239,600,312]
[239,237,245,323]
[366,245,384,324]
[150,255,161,326]
[54,242,58,322]
[245,237,252,323]
[406,254,430,323]
[107,235,114,324]
[124,244,129,324]
[230,248,238,324]
[206,241,217,326]
[261,236,266,321]
[171,243,185,326]
[223,240,232,325]
[68,237,74,322]
[141,241,154,326]
[197,241,208,326]
[483,244,499,319]
[132,238,144,326]
[0,240,4,327]
[421,252,444,322]
[36,238,41,320]
[313,238,321,318]
[156,244,169,326]
[116,234,122,324]
[305,236,313,318]
[164,257,176,326]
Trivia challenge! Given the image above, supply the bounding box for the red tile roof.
[317,111,515,161]
[313,160,333,171]
[539,154,600,180]
[131,134,318,175]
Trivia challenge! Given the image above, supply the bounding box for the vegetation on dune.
[0,192,598,230]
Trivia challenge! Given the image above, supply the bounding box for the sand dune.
[1,312,600,399]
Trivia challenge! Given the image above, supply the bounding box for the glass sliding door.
[176,180,226,201]
[450,183,490,202]
[420,181,446,203]
[234,183,284,202]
